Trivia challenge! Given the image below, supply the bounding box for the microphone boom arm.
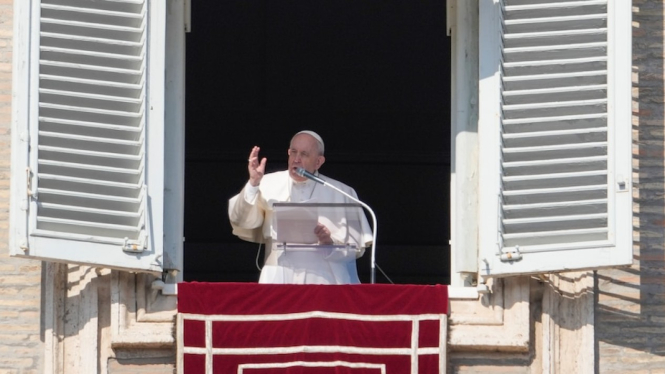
[319,181,378,284]
[296,167,378,283]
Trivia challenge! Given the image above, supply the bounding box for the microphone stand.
[297,168,378,283]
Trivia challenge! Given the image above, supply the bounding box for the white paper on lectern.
[271,202,366,247]
[272,203,319,244]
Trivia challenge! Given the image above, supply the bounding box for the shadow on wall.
[595,0,665,363]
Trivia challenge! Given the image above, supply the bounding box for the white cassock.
[228,170,373,284]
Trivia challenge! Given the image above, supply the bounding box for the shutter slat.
[40,202,141,217]
[39,92,143,113]
[41,1,145,15]
[504,57,607,77]
[40,32,144,47]
[504,98,607,111]
[502,184,606,196]
[40,77,142,99]
[38,188,141,204]
[504,170,607,182]
[40,47,143,62]
[503,170,607,190]
[503,113,606,126]
[505,1,607,12]
[40,74,142,89]
[503,142,607,153]
[505,41,607,54]
[39,159,141,174]
[39,149,142,170]
[504,70,607,90]
[41,5,144,20]
[41,18,144,33]
[39,117,142,130]
[505,30,607,48]
[503,146,607,164]
[504,102,607,119]
[504,175,607,191]
[37,216,140,232]
[39,107,143,128]
[504,56,606,68]
[37,191,141,213]
[39,145,143,159]
[504,28,606,40]
[40,65,143,85]
[39,119,141,143]
[40,204,141,226]
[504,162,607,177]
[504,213,607,225]
[40,103,143,118]
[503,127,606,139]
[503,155,607,168]
[504,1,607,19]
[39,60,144,75]
[504,201,607,220]
[504,46,607,63]
[504,84,607,97]
[38,132,142,156]
[504,70,606,82]
[39,173,141,190]
[504,198,608,211]
[504,13,607,25]
[40,89,143,105]
[503,228,608,240]
[39,202,141,228]
[40,47,143,71]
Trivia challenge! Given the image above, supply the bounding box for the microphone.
[295,167,379,284]
[295,167,326,185]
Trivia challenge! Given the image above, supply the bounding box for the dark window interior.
[184,0,452,284]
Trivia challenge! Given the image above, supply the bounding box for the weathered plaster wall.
[595,1,665,373]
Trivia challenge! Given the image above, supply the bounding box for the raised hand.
[247,146,267,187]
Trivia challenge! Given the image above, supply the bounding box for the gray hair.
[292,130,325,155]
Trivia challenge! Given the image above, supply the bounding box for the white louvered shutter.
[478,0,632,277]
[10,0,167,272]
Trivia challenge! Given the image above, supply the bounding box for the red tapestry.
[177,282,449,374]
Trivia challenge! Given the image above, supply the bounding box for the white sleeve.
[243,182,260,203]
[228,182,265,230]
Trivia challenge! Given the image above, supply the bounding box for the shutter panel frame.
[10,0,167,273]
[478,0,632,277]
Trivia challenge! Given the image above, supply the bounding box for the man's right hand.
[248,146,267,187]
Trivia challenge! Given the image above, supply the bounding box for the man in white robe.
[228,130,373,284]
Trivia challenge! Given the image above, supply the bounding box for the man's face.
[288,134,325,182]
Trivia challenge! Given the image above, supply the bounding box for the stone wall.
[1,1,664,374]
[0,1,43,374]
[595,0,665,373]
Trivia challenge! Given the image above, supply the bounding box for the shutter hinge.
[499,246,523,262]
[151,279,177,296]
[122,233,147,253]
[26,167,37,201]
[152,269,179,296]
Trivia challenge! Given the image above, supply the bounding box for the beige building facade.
[0,0,663,373]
